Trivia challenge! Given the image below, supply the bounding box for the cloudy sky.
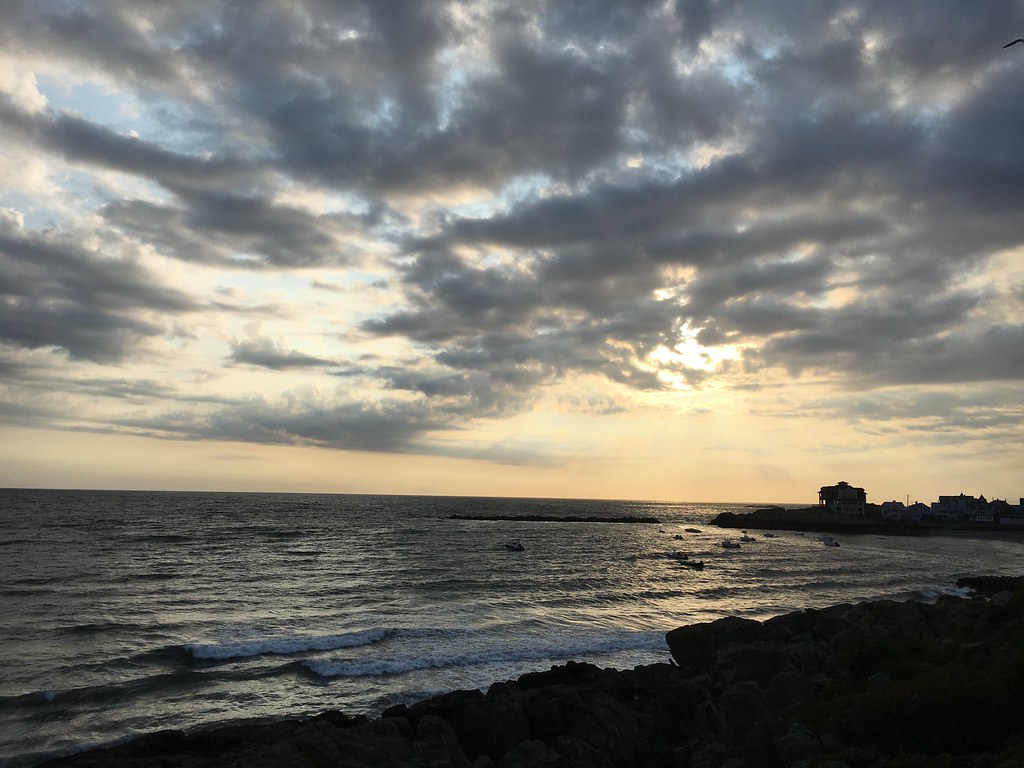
[1,1,1022,503]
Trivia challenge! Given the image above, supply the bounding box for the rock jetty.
[448,514,662,524]
[42,576,1024,768]
[713,508,923,536]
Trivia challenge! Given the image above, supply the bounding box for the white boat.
[739,534,756,542]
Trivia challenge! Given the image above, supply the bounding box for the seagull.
[1004,38,1024,47]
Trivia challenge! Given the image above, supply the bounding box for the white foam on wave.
[185,627,390,660]
[918,585,975,602]
[303,630,665,678]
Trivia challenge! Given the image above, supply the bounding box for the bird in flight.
[1004,38,1024,47]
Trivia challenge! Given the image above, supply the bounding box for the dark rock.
[992,590,1014,607]
[765,669,814,711]
[665,616,764,673]
[956,575,1024,595]
[41,580,1024,768]
[496,740,561,768]
[866,671,892,687]
[776,722,821,764]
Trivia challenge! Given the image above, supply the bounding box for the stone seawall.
[42,577,1024,768]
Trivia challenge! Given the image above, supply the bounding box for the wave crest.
[185,628,390,661]
[304,631,665,679]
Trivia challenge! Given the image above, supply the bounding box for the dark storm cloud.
[3,0,1023,456]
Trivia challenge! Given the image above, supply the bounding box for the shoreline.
[713,508,1024,539]
[39,576,1024,768]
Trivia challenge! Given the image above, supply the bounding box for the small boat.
[763,532,776,538]
[503,541,525,552]
[721,539,741,549]
[666,551,691,561]
[821,536,840,548]
[684,528,702,534]
[739,534,757,543]
[672,534,685,540]
[677,559,705,571]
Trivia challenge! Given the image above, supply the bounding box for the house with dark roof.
[818,481,866,517]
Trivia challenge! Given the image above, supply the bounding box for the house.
[818,481,867,516]
[907,502,929,521]
[931,493,984,521]
[879,500,906,520]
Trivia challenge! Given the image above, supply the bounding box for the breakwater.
[710,507,1022,536]
[448,514,662,524]
[41,576,1024,768]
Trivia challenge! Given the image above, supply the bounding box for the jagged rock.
[665,616,764,674]
[40,579,1024,768]
[776,722,821,764]
[765,668,814,711]
[496,740,561,768]
[866,671,892,687]
[992,590,1014,607]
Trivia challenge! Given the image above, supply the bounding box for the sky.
[1,1,1023,504]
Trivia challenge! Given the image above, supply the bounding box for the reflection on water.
[2,489,1023,766]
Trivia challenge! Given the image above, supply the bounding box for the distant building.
[879,500,906,520]
[931,493,984,521]
[907,502,929,521]
[819,481,866,516]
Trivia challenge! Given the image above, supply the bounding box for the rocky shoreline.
[713,508,1023,537]
[40,576,1024,768]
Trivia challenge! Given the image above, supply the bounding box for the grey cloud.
[112,394,550,464]
[229,337,334,370]
[2,0,1023,451]
[749,293,994,379]
[104,394,560,465]
[106,399,442,454]
[103,192,360,269]
[0,228,199,362]
[0,98,256,189]
[854,325,1024,387]
[0,2,183,87]
[795,384,1024,450]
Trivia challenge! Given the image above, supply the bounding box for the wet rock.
[665,617,764,674]
[992,590,1014,607]
[765,668,814,711]
[496,740,561,768]
[775,722,821,764]
[866,671,892,687]
[41,580,1024,768]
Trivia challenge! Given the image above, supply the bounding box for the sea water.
[2,489,1022,766]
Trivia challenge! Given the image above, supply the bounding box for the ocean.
[2,488,1022,767]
